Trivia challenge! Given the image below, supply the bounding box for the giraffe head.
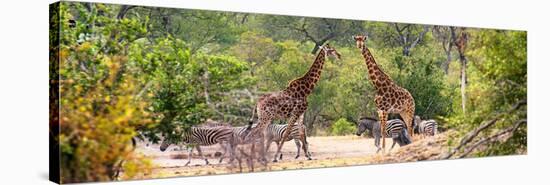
[320,44,341,60]
[353,35,368,49]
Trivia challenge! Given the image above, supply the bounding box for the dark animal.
[355,117,412,153]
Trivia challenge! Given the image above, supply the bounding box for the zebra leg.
[227,141,237,166]
[302,128,312,160]
[218,142,227,164]
[390,134,399,150]
[294,138,301,159]
[111,159,124,180]
[304,138,312,160]
[221,141,235,164]
[195,146,209,165]
[185,147,194,166]
[274,114,300,162]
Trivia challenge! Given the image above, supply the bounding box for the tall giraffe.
[353,35,416,151]
[247,44,341,162]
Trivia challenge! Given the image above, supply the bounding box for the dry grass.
[128,131,457,180]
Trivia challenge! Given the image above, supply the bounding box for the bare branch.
[117,5,137,19]
[441,99,526,159]
[458,119,526,158]
[409,25,429,50]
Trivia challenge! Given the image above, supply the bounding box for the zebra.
[413,116,438,136]
[265,122,312,162]
[355,117,412,153]
[160,126,236,166]
[218,125,257,163]
[218,119,312,163]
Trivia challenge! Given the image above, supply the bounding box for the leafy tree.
[445,29,526,156]
[260,16,364,54]
[52,3,528,180]
[55,2,152,182]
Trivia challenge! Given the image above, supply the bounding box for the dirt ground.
[130,133,452,179]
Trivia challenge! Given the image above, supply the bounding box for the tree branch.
[409,25,429,50]
[117,5,137,19]
[458,119,526,158]
[441,99,527,159]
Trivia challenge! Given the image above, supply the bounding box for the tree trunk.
[442,50,452,74]
[432,26,454,74]
[203,68,211,105]
[451,27,469,114]
[402,46,410,56]
[460,55,467,114]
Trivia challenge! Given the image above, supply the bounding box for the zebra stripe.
[219,125,261,163]
[265,123,311,161]
[160,126,235,166]
[230,125,252,145]
[419,120,438,136]
[356,118,412,153]
[265,124,302,142]
[383,119,406,137]
[188,127,233,145]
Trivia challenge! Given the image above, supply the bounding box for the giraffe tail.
[246,106,257,131]
[401,128,412,145]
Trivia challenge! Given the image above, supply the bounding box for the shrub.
[330,118,356,136]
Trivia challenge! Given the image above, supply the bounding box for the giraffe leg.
[265,138,273,157]
[374,134,381,153]
[248,137,256,172]
[257,132,267,164]
[258,132,267,163]
[249,116,270,168]
[377,110,388,152]
[273,140,281,162]
[400,111,414,142]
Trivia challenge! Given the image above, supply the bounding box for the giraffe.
[353,35,416,151]
[246,44,341,162]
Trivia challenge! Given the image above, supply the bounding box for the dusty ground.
[129,132,453,179]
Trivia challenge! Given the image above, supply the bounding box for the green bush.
[330,118,356,136]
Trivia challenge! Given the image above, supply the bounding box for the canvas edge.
[49,1,61,184]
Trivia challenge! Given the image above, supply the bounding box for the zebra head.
[159,136,173,152]
[160,129,185,152]
[356,117,377,136]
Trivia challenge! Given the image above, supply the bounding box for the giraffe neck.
[284,49,326,98]
[360,45,394,92]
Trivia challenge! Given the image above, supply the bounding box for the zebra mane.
[359,116,378,122]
